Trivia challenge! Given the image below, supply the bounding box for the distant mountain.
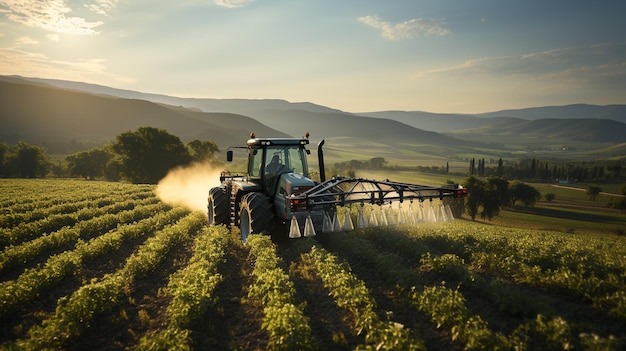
[2,75,624,160]
[0,77,477,159]
[360,105,626,133]
[13,76,345,115]
[0,78,289,151]
[357,111,517,133]
[449,118,626,144]
[14,75,626,132]
[234,108,472,147]
[477,104,626,123]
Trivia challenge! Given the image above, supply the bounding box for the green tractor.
[207,133,467,243]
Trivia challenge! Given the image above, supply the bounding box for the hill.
[357,110,518,133]
[478,104,626,123]
[360,108,626,138]
[18,75,626,129]
[13,75,345,115]
[0,76,483,161]
[448,118,626,145]
[2,75,625,163]
[0,78,289,152]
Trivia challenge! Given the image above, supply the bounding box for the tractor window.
[286,146,307,176]
[249,148,263,178]
[265,146,308,176]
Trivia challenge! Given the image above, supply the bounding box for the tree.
[481,177,509,219]
[544,193,556,202]
[370,157,386,169]
[187,140,219,162]
[585,185,602,201]
[463,176,510,220]
[104,158,124,182]
[463,176,484,220]
[508,180,541,207]
[111,127,191,183]
[66,148,112,180]
[5,142,49,178]
[496,158,503,177]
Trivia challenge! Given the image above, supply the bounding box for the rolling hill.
[449,118,626,144]
[16,75,626,129]
[0,78,289,151]
[2,75,625,163]
[477,104,626,123]
[0,77,479,161]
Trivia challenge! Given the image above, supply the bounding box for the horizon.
[1,1,625,114]
[0,75,626,116]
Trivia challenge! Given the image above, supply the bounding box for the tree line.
[0,127,220,183]
[469,157,624,182]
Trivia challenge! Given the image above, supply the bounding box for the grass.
[489,205,626,236]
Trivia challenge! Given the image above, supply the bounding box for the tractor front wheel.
[239,192,273,243]
[208,186,229,226]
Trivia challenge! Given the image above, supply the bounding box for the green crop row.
[0,179,153,212]
[0,199,163,274]
[322,229,513,349]
[247,234,316,351]
[0,189,155,229]
[10,211,205,350]
[326,224,624,350]
[0,191,158,247]
[305,244,425,351]
[0,206,189,318]
[137,225,230,350]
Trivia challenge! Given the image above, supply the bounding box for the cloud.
[411,43,626,106]
[414,43,626,83]
[213,0,254,8]
[85,0,119,16]
[358,15,451,40]
[0,0,103,34]
[47,33,61,41]
[14,36,38,45]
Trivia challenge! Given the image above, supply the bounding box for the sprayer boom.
[290,176,467,211]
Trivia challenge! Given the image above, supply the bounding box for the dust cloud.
[155,162,223,212]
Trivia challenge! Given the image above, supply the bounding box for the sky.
[1,0,625,114]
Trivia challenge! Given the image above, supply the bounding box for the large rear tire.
[239,192,273,243]
[208,187,229,226]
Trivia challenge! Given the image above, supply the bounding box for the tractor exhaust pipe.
[317,139,326,182]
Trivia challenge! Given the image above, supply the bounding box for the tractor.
[207,133,467,242]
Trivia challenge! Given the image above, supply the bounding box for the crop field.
[1,179,626,350]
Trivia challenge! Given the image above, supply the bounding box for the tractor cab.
[247,136,310,193]
[227,133,312,196]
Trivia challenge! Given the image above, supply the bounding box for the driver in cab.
[266,155,283,175]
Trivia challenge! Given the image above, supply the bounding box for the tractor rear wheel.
[239,192,273,243]
[208,186,229,226]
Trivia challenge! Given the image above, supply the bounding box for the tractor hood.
[274,172,316,220]
[280,172,316,194]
